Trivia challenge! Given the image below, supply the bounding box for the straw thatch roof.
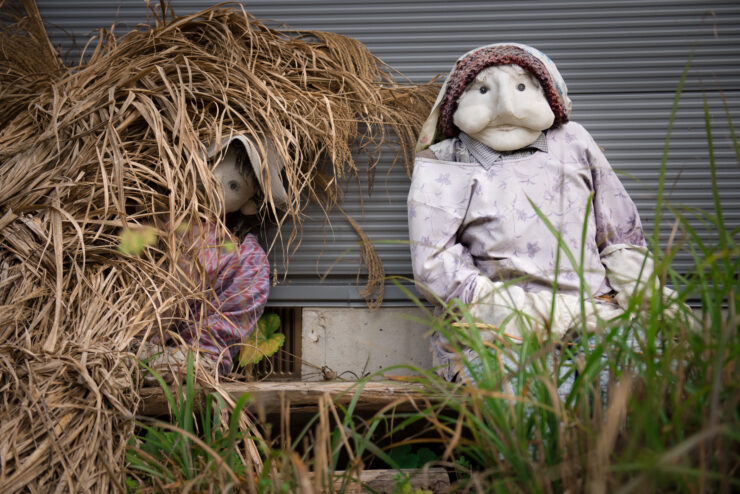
[0,0,436,490]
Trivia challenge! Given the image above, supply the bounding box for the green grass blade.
[703,92,728,250]
[652,53,693,256]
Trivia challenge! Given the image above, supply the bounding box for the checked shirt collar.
[459,131,548,169]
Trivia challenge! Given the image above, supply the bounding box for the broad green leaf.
[257,312,280,336]
[238,342,261,366]
[118,226,157,255]
[260,333,284,358]
[238,333,284,366]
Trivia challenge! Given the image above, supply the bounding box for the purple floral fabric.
[408,121,646,307]
[174,224,270,373]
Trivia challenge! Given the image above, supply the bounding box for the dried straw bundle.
[0,0,63,128]
[0,1,436,491]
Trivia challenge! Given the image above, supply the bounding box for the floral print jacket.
[408,121,648,337]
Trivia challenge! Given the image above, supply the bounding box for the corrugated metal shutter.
[34,0,740,306]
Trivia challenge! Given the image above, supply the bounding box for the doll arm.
[408,198,596,338]
[407,159,483,305]
[408,193,479,305]
[585,128,678,310]
[407,182,564,336]
[406,157,616,338]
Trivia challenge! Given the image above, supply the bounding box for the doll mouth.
[492,125,520,132]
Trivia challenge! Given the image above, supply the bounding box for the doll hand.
[240,199,258,215]
[615,284,698,330]
[602,246,655,310]
[602,246,693,320]
[138,342,219,385]
[605,246,700,331]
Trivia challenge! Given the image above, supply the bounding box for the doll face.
[453,64,554,151]
[213,145,260,215]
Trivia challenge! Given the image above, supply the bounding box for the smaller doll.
[211,135,289,216]
[144,135,287,382]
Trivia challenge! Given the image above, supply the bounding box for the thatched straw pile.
[0,0,436,490]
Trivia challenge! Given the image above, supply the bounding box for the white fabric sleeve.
[600,245,678,310]
[468,276,623,339]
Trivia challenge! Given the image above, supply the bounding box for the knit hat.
[416,43,572,152]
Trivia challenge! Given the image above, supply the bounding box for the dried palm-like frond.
[0,2,437,491]
[0,0,64,128]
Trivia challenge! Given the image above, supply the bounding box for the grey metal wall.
[34,0,740,306]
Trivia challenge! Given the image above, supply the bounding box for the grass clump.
[127,352,254,492]
[388,289,735,493]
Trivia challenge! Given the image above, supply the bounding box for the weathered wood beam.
[328,468,450,493]
[137,380,441,417]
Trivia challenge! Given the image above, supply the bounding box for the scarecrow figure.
[145,136,287,381]
[408,43,673,388]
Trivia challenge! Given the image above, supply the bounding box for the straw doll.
[408,43,676,391]
[145,136,287,382]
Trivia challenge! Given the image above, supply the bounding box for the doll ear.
[240,199,258,216]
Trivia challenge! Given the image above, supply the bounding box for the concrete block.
[301,307,433,381]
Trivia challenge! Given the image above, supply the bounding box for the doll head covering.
[207,134,289,211]
[416,43,572,152]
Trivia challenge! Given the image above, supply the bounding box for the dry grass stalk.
[0,1,437,491]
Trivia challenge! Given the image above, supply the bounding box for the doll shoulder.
[547,120,594,147]
[548,121,592,144]
[546,121,603,159]
[410,141,478,204]
[419,137,476,164]
[426,137,458,162]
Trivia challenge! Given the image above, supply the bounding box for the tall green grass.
[127,353,255,492]
[385,273,735,492]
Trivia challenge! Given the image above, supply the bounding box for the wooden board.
[329,468,450,493]
[137,380,440,417]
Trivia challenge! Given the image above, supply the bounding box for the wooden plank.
[329,468,450,493]
[137,380,437,417]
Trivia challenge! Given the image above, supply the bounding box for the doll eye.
[479,86,488,94]
[228,181,240,191]
[517,83,526,92]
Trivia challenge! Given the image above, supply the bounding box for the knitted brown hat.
[438,45,569,138]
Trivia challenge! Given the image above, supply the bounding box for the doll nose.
[493,85,516,118]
